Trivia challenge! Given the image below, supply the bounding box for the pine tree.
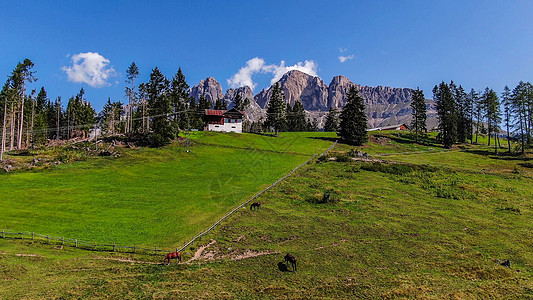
[147,67,174,146]
[214,99,227,110]
[434,82,457,148]
[264,83,287,136]
[33,87,49,145]
[324,106,340,132]
[233,92,251,111]
[66,88,95,139]
[125,62,140,134]
[470,89,482,144]
[198,95,213,110]
[287,101,307,131]
[454,85,469,143]
[339,86,367,145]
[501,85,513,152]
[10,59,36,149]
[410,88,426,143]
[102,99,123,135]
[484,88,501,153]
[510,82,531,154]
[169,67,190,130]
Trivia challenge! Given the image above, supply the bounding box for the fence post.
[32,232,34,240]
[155,246,157,255]
[113,241,116,252]
[47,235,49,244]
[133,244,136,253]
[21,232,23,240]
[62,237,64,245]
[2,230,4,239]
[75,239,78,248]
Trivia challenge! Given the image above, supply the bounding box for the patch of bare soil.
[229,250,278,261]
[188,239,278,262]
[189,239,217,262]
[15,253,43,257]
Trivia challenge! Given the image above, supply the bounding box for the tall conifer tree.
[339,86,367,145]
[410,88,427,143]
[264,82,286,136]
[147,67,174,146]
[434,82,457,148]
[324,106,340,132]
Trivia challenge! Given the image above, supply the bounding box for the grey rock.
[254,70,328,110]
[190,77,224,103]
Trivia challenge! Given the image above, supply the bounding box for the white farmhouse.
[204,108,244,133]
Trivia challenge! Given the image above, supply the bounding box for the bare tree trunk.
[17,81,25,149]
[67,111,70,139]
[519,111,525,154]
[1,99,7,160]
[56,101,60,140]
[28,97,34,147]
[487,119,491,146]
[9,108,15,151]
[142,101,145,134]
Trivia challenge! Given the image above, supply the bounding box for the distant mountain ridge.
[190,70,437,128]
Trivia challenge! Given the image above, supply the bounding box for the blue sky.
[1,0,532,110]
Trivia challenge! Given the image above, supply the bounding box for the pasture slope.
[0,132,334,248]
[0,131,532,299]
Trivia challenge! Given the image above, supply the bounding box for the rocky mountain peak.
[255,69,328,110]
[190,77,224,102]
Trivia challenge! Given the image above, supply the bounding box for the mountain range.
[190,70,437,129]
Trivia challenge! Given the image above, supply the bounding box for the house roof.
[223,108,244,118]
[377,124,409,130]
[205,109,225,116]
[204,108,245,118]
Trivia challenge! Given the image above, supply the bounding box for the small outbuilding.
[204,108,244,133]
[368,124,409,131]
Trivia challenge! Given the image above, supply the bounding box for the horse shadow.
[277,261,291,272]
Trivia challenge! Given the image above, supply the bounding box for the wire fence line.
[1,140,338,256]
[0,229,177,255]
[176,140,338,253]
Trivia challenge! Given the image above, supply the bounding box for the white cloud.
[62,52,116,88]
[338,54,355,63]
[227,58,318,90]
[339,48,348,53]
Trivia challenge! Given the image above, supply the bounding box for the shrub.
[306,189,340,204]
[335,155,351,162]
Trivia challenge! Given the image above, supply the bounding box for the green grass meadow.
[0,132,336,248]
[0,131,532,298]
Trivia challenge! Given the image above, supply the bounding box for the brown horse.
[164,251,182,265]
[285,253,296,271]
[250,202,261,210]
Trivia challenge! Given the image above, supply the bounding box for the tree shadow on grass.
[307,136,338,143]
[371,133,442,148]
[463,149,531,161]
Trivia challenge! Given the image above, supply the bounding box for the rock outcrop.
[190,77,224,102]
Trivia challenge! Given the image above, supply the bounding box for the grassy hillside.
[0,132,335,248]
[0,131,531,298]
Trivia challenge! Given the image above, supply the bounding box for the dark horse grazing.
[250,202,261,210]
[285,253,296,271]
[164,251,182,265]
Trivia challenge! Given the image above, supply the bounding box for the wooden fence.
[0,229,176,255]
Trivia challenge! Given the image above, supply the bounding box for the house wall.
[207,122,242,133]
